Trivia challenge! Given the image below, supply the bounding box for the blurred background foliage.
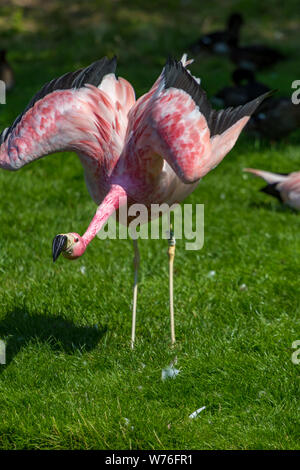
[0,0,299,107]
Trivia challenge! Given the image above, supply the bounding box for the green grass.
[0,0,300,450]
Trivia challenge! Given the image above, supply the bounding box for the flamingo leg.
[168,226,176,345]
[131,239,140,349]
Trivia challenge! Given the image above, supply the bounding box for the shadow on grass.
[0,308,106,368]
[247,200,298,214]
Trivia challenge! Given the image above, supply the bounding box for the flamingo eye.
[75,238,79,243]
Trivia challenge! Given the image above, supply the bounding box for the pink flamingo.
[244,168,300,210]
[0,55,270,347]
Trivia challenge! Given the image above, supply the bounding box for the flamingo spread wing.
[0,57,135,175]
[120,58,272,197]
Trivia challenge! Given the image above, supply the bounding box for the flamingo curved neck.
[82,184,127,246]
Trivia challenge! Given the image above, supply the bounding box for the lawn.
[0,0,299,450]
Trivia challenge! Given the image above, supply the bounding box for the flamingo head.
[52,232,86,262]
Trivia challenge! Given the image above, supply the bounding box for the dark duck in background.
[189,13,243,55]
[214,68,271,107]
[0,50,14,92]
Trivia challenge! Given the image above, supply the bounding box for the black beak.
[52,235,67,262]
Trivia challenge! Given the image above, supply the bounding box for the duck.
[245,97,300,140]
[229,44,285,71]
[244,168,300,210]
[0,49,14,92]
[189,13,243,55]
[214,68,271,107]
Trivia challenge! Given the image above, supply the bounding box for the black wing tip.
[252,89,277,106]
[229,89,277,117]
[108,55,118,75]
[209,88,277,137]
[162,56,185,90]
[233,89,277,119]
[90,55,114,68]
[110,55,117,66]
[162,56,213,124]
[72,55,118,89]
[165,56,174,67]
[0,55,118,144]
[99,55,118,70]
[260,182,283,202]
[237,88,277,119]
[163,56,183,81]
